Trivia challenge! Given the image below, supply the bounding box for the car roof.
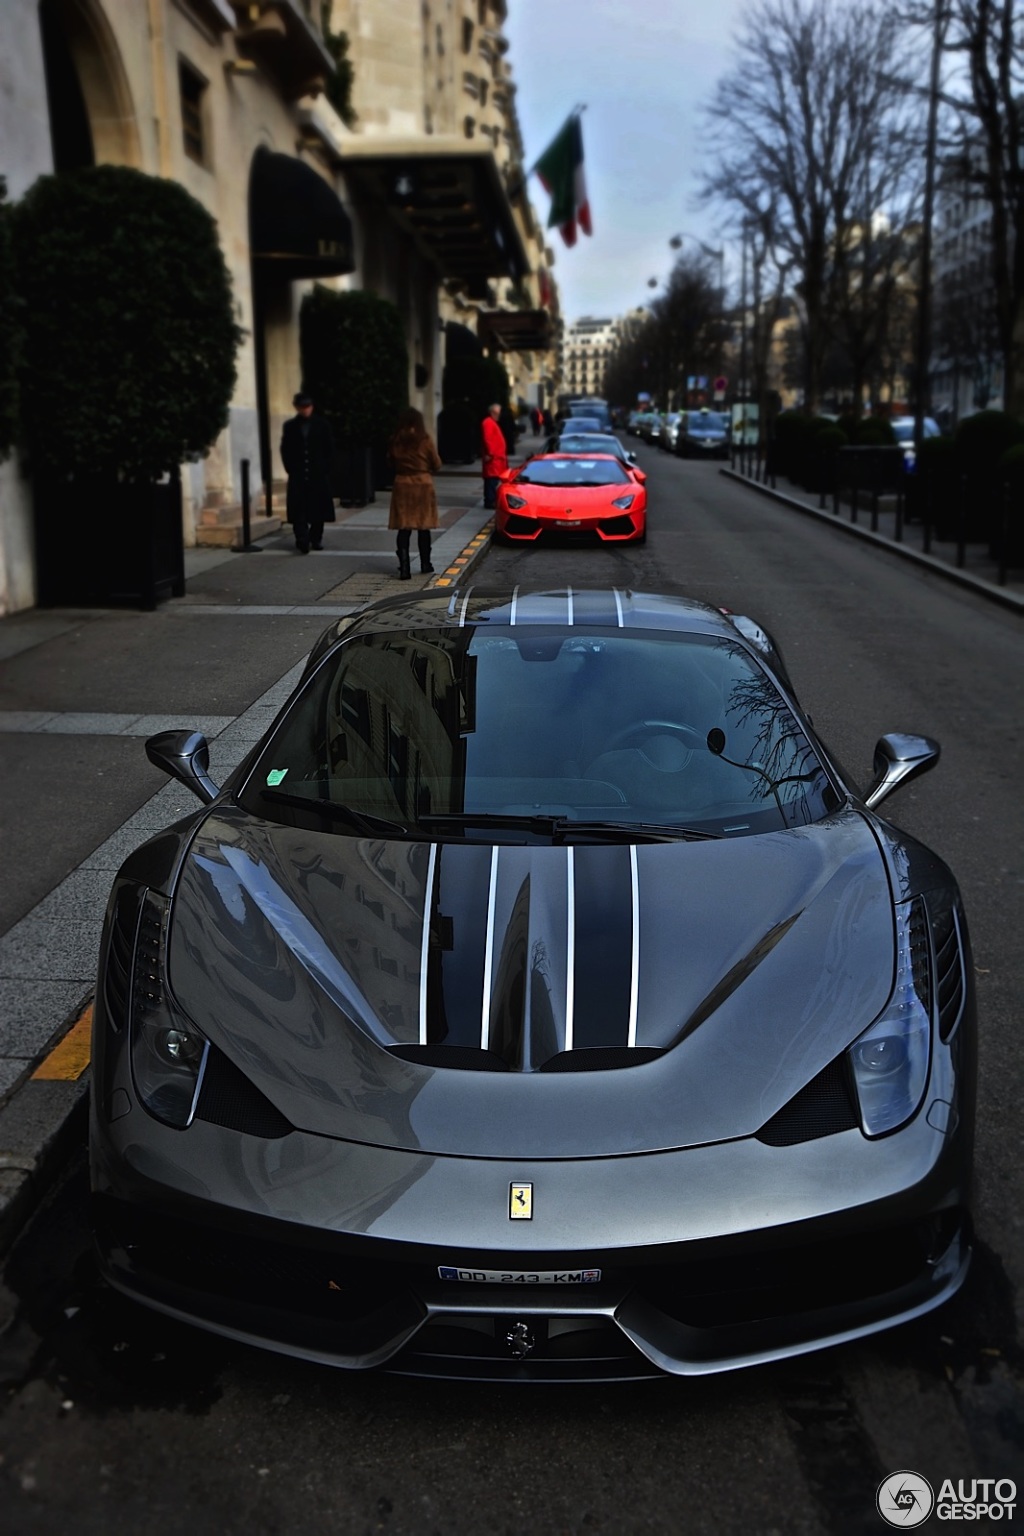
[310,588,745,655]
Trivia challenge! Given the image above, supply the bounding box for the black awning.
[249,149,355,278]
[478,309,553,352]
[336,139,528,289]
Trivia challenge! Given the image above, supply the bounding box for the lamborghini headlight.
[848,899,931,1137]
[130,889,208,1129]
[610,493,636,510]
[504,493,528,509]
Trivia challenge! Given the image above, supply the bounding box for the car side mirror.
[631,467,647,483]
[863,733,940,810]
[146,729,220,805]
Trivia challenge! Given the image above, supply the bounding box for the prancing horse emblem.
[509,1182,533,1220]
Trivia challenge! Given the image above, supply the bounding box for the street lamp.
[670,232,725,310]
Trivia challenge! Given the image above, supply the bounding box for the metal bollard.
[233,458,262,554]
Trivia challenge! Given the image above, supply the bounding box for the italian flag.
[534,114,591,248]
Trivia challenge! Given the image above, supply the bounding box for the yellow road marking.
[33,1001,93,1081]
[429,519,493,588]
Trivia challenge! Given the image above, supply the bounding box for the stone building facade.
[0,0,554,615]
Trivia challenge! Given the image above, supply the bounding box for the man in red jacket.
[480,402,509,509]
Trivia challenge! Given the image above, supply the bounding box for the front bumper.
[496,508,645,542]
[91,1105,971,1381]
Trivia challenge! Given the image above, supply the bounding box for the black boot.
[418,530,435,574]
[396,531,412,580]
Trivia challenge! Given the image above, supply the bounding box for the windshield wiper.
[258,788,409,838]
[416,812,719,843]
[553,818,720,842]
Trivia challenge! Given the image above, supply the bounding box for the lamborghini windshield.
[241,628,838,840]
[516,458,631,487]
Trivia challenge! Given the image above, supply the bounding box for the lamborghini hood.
[168,808,894,1158]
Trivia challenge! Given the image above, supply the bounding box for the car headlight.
[504,493,527,509]
[847,899,931,1137]
[130,889,209,1128]
[610,493,636,510]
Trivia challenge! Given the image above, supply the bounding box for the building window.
[462,17,474,52]
[179,60,207,167]
[478,78,488,107]
[464,115,476,139]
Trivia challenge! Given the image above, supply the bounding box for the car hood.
[168,807,893,1158]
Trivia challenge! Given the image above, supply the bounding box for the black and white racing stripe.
[418,841,641,1069]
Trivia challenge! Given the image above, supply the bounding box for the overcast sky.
[503,0,752,325]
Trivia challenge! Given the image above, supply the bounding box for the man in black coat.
[280,392,335,553]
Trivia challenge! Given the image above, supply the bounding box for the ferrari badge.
[509,1182,533,1220]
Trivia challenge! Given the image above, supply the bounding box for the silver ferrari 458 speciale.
[90,587,975,1380]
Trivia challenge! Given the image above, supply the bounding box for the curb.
[720,468,1024,616]
[430,515,493,588]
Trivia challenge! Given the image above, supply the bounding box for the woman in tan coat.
[388,408,442,579]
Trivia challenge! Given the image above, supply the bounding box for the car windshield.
[240,628,838,841]
[686,413,728,434]
[555,434,627,459]
[892,418,940,441]
[560,417,603,433]
[516,457,631,486]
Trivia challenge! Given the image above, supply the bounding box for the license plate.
[555,519,582,527]
[438,1267,602,1284]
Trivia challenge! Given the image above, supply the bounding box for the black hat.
[293,392,313,408]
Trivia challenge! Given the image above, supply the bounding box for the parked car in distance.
[558,415,606,437]
[545,432,641,471]
[569,397,612,425]
[678,409,731,459]
[891,416,941,473]
[635,412,664,445]
[661,413,683,452]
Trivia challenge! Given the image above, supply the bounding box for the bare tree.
[604,257,719,408]
[702,0,919,412]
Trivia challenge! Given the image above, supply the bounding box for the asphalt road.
[1,447,1022,1536]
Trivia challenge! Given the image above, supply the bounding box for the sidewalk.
[721,464,1024,614]
[0,465,506,1247]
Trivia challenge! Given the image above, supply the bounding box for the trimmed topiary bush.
[955,410,1024,543]
[12,165,241,479]
[808,424,848,493]
[914,436,958,536]
[956,410,1024,479]
[855,418,896,446]
[300,285,408,450]
[770,410,814,480]
[0,177,21,461]
[442,354,510,418]
[997,443,1024,564]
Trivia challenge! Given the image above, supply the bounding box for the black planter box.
[437,406,478,465]
[334,445,375,507]
[34,468,185,610]
[372,443,394,493]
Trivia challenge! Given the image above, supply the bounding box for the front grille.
[641,1212,961,1329]
[194,1044,294,1139]
[97,1200,404,1323]
[392,1316,657,1382]
[503,514,538,535]
[756,1057,859,1145]
[598,515,635,537]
